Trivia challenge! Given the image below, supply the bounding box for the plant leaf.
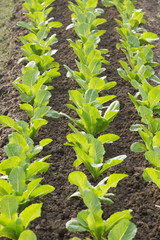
[20,203,42,228]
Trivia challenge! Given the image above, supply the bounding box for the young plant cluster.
[0,0,62,239]
[64,0,137,239]
[102,0,160,199]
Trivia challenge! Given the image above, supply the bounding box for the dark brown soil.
[1,0,160,240]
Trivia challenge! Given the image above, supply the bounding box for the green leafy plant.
[0,195,41,239]
[66,189,137,240]
[66,130,126,179]
[68,171,127,204]
[0,133,54,208]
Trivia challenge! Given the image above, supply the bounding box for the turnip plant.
[68,171,127,204]
[66,128,126,180]
[67,189,137,240]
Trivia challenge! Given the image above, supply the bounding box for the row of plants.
[63,0,137,239]
[102,0,160,202]
[0,0,62,239]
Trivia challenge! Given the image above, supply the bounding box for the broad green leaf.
[127,35,140,47]
[67,133,89,152]
[1,195,18,220]
[39,138,52,147]
[69,90,84,108]
[27,162,50,179]
[138,129,152,149]
[131,80,147,101]
[87,49,101,64]
[101,0,114,7]
[92,18,106,26]
[16,121,30,135]
[66,219,87,232]
[0,180,13,198]
[99,197,113,205]
[98,134,119,143]
[48,21,62,28]
[88,77,106,91]
[143,167,160,181]
[108,219,137,240]
[0,156,22,175]
[83,189,104,239]
[0,116,22,132]
[0,216,12,227]
[118,68,129,81]
[139,106,153,124]
[34,90,51,107]
[78,23,90,37]
[46,110,60,118]
[77,104,105,135]
[68,171,89,193]
[132,12,145,24]
[88,59,101,74]
[9,132,27,148]
[83,190,100,214]
[105,210,133,234]
[18,230,37,240]
[31,145,43,156]
[21,92,33,103]
[84,89,99,104]
[148,86,160,109]
[37,27,47,41]
[100,155,126,175]
[23,70,39,88]
[99,174,128,197]
[0,227,17,239]
[130,124,142,131]
[30,185,55,198]
[89,137,104,162]
[143,168,160,188]
[106,100,119,112]
[9,167,26,194]
[22,178,42,201]
[86,0,98,8]
[31,119,48,136]
[17,21,33,30]
[140,32,159,43]
[131,142,147,153]
[44,0,55,8]
[145,149,160,168]
[105,101,119,122]
[73,147,94,172]
[20,203,42,228]
[32,106,50,120]
[96,95,116,104]
[153,132,160,147]
[77,210,89,229]
[20,104,33,118]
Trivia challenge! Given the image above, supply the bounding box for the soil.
[0,0,17,70]
[1,0,160,239]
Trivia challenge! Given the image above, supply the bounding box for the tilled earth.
[1,0,160,239]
